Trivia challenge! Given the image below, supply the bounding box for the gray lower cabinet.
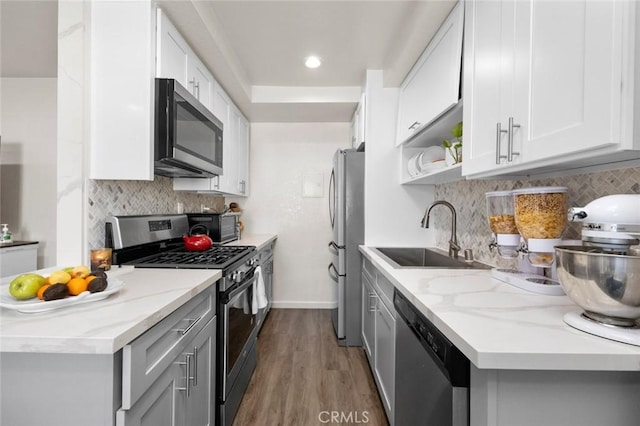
[116,318,216,426]
[0,286,218,426]
[117,287,217,426]
[257,241,275,331]
[361,268,375,359]
[361,258,395,425]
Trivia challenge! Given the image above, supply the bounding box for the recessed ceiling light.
[305,56,322,69]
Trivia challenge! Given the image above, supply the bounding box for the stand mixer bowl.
[555,245,640,326]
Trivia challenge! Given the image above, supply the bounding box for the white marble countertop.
[0,266,221,354]
[227,233,277,251]
[360,246,640,371]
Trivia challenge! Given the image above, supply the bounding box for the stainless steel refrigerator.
[328,147,364,347]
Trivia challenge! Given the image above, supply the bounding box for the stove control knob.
[248,258,258,267]
[232,271,245,283]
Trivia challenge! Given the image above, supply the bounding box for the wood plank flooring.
[232,309,389,426]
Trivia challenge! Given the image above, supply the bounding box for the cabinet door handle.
[369,291,378,312]
[213,176,220,190]
[495,122,508,164]
[191,346,198,387]
[175,353,193,397]
[507,117,520,162]
[408,121,421,131]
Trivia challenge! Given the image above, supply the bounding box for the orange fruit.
[85,275,97,285]
[37,284,51,300]
[67,277,88,296]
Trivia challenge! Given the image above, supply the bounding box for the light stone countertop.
[0,266,221,354]
[226,233,277,251]
[360,246,640,371]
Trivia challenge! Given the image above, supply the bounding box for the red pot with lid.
[183,224,213,251]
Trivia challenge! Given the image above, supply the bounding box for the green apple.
[9,273,46,300]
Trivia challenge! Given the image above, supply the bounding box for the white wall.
[230,122,350,308]
[0,78,58,267]
[363,70,436,247]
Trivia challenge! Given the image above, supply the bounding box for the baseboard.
[271,301,337,309]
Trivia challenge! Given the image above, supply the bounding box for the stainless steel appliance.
[187,213,240,244]
[154,78,223,178]
[105,214,258,426]
[394,288,470,426]
[328,147,364,346]
[556,194,640,346]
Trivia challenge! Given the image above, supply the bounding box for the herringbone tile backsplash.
[433,166,640,267]
[88,177,225,248]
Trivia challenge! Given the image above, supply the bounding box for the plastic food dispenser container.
[512,186,568,266]
[485,190,520,258]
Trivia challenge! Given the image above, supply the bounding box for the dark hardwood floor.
[232,309,389,426]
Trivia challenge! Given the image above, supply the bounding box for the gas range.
[106,214,256,277]
[127,245,255,271]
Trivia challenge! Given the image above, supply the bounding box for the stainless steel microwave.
[186,213,240,244]
[154,78,223,178]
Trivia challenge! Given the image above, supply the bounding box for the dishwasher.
[394,289,470,426]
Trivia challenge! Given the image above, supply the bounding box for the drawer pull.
[175,316,202,335]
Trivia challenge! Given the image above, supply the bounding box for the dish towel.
[251,266,268,314]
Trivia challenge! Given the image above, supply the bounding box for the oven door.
[221,272,258,399]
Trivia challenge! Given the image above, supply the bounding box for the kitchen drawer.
[374,273,395,311]
[121,287,216,409]
[362,258,376,283]
[258,242,274,263]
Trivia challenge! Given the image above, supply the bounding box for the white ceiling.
[1,0,456,122]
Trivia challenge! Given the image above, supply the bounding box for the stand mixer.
[486,187,569,296]
[555,194,640,346]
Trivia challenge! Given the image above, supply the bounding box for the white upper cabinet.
[90,1,156,180]
[463,0,639,178]
[396,2,463,146]
[156,9,189,88]
[189,56,214,111]
[351,93,366,149]
[156,10,215,112]
[236,112,250,196]
[173,84,250,197]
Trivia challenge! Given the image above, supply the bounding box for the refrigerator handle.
[328,241,344,254]
[329,169,335,227]
[328,263,342,283]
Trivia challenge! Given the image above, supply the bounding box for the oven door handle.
[224,271,257,302]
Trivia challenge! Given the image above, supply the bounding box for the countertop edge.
[359,245,640,372]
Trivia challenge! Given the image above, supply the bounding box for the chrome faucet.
[421,200,461,259]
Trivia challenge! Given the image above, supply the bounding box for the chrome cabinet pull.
[175,316,202,335]
[192,346,198,386]
[507,117,520,162]
[369,291,378,312]
[175,353,193,397]
[408,121,421,131]
[495,122,508,164]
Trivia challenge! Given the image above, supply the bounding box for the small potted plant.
[442,121,462,166]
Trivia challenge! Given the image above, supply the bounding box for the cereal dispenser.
[513,186,568,267]
[486,190,520,258]
[485,187,569,295]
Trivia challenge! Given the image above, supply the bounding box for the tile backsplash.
[87,177,225,248]
[433,165,640,268]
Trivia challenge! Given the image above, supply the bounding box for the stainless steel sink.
[371,247,491,269]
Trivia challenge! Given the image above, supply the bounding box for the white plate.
[0,277,125,313]
[407,153,421,177]
[419,159,447,173]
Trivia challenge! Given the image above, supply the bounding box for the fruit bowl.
[0,277,124,313]
[555,245,640,326]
